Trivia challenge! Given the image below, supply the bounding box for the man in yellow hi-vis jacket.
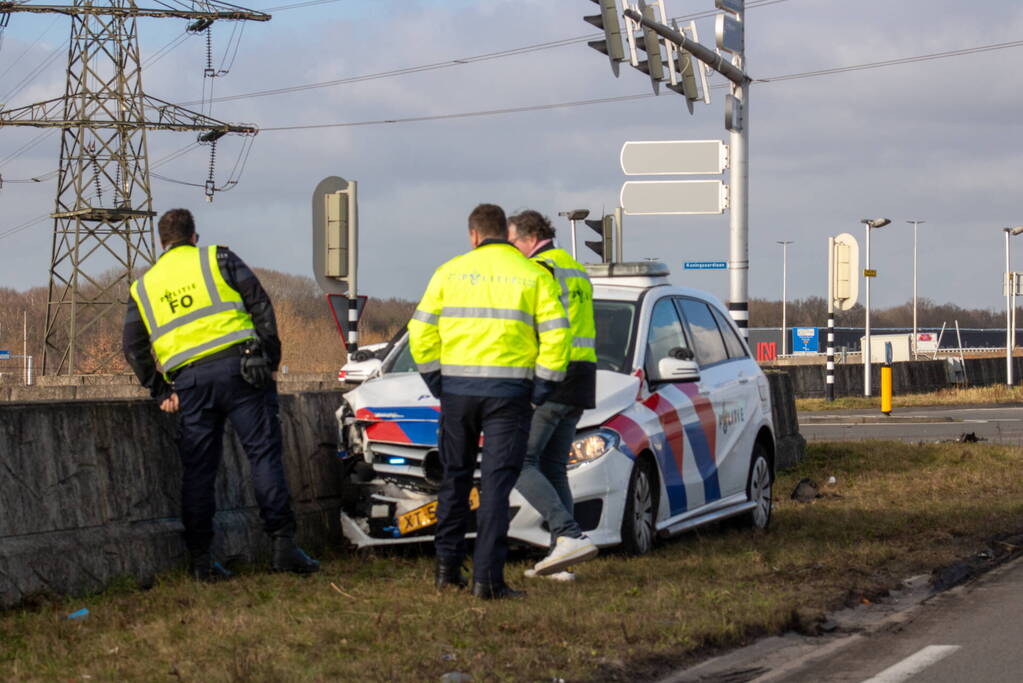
[408,203,571,600]
[508,210,600,581]
[122,209,318,582]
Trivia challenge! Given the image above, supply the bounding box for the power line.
[260,38,1023,132]
[176,0,789,107]
[263,0,344,11]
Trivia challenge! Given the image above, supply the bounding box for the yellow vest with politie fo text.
[129,244,257,374]
[531,246,597,365]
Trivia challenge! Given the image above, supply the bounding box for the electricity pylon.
[0,1,270,374]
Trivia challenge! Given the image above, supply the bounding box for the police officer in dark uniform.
[122,208,319,581]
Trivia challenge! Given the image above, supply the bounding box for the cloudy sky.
[1,0,1022,314]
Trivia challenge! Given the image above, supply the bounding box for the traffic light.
[584,0,624,77]
[583,214,614,264]
[634,2,664,93]
[665,22,700,105]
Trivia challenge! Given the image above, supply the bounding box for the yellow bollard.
[880,365,893,415]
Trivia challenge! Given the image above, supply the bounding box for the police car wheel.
[740,444,773,530]
[621,458,657,555]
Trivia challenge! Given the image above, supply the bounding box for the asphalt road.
[766,556,1023,682]
[799,405,1023,444]
[662,555,1023,683]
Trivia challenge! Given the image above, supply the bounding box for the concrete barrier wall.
[768,357,1023,398]
[0,373,807,608]
[0,391,347,608]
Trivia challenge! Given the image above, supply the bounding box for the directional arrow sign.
[620,180,728,216]
[620,140,728,176]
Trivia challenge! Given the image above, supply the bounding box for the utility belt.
[168,343,243,380]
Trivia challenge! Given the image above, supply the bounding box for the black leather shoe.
[271,529,320,574]
[471,581,526,600]
[435,559,468,590]
[190,553,234,583]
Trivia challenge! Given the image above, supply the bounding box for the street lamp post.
[1003,226,1023,386]
[558,209,590,259]
[906,220,925,356]
[861,218,891,396]
[777,241,793,355]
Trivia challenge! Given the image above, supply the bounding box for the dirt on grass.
[797,384,1023,412]
[3,441,1023,682]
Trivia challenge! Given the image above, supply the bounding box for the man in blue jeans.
[508,211,600,580]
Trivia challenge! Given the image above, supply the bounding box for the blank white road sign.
[620,180,728,215]
[620,140,728,176]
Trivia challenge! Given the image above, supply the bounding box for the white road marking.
[861,645,960,683]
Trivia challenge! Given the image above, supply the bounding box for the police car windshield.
[593,300,636,373]
[383,300,636,375]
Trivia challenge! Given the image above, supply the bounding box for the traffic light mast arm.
[0,2,270,22]
[623,6,748,86]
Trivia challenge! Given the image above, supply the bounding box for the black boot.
[471,581,526,600]
[270,525,320,574]
[435,558,468,590]
[189,551,234,583]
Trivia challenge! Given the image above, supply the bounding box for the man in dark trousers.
[408,203,571,599]
[122,208,319,581]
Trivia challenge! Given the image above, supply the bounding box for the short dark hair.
[158,209,195,246]
[468,203,507,240]
[508,210,555,241]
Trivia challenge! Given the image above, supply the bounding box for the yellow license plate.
[398,487,480,536]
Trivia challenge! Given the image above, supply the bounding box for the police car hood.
[578,371,642,430]
[338,370,640,440]
[342,372,436,415]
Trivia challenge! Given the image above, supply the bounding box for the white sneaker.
[524,568,576,582]
[533,535,598,576]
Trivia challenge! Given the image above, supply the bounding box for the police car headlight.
[568,430,619,468]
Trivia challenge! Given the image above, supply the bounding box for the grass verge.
[3,441,1023,682]
[797,384,1023,412]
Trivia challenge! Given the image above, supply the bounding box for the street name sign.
[864,269,877,277]
[620,180,727,215]
[684,261,727,270]
[715,13,743,55]
[620,140,728,176]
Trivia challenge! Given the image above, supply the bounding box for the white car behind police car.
[335,262,774,554]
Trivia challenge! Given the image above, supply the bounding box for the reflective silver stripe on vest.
[537,317,570,333]
[441,306,534,326]
[440,364,533,379]
[163,329,257,372]
[534,364,567,382]
[572,336,596,349]
[199,247,222,305]
[412,309,439,325]
[416,359,441,373]
[552,266,589,280]
[134,277,159,335]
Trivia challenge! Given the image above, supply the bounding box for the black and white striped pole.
[826,236,836,401]
[828,232,860,401]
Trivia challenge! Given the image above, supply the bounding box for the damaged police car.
[336,262,775,554]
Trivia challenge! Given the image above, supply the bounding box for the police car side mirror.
[651,357,701,383]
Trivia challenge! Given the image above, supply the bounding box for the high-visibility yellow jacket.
[531,244,598,408]
[408,240,571,400]
[129,244,257,374]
